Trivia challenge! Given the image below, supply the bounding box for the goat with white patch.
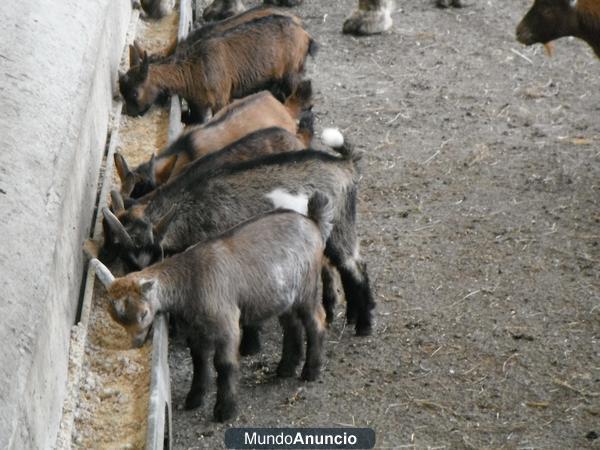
[91,192,332,422]
[99,129,375,337]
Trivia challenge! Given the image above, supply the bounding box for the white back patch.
[265,189,308,215]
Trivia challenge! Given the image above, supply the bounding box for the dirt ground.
[168,1,600,448]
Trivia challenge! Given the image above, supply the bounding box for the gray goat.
[99,132,375,336]
[91,192,332,422]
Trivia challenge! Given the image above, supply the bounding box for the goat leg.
[239,324,261,356]
[276,312,304,377]
[321,264,338,325]
[299,304,326,382]
[184,335,211,410]
[212,326,240,422]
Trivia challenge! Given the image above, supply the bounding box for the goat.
[90,191,331,422]
[144,7,302,61]
[100,133,375,336]
[117,123,312,200]
[140,0,173,19]
[116,82,313,198]
[516,0,600,58]
[203,1,303,21]
[343,0,394,35]
[119,15,318,122]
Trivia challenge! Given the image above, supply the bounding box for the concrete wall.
[0,0,130,448]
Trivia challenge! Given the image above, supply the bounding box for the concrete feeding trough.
[55,1,193,449]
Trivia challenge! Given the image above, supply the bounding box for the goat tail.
[308,191,334,242]
[308,37,320,57]
[321,128,363,162]
[297,110,315,147]
[285,79,313,118]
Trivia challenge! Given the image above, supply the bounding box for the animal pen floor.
[164,0,600,448]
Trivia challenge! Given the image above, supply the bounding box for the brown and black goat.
[145,6,302,61]
[517,0,600,57]
[119,15,317,122]
[116,83,313,198]
[99,132,375,336]
[117,124,312,200]
[203,0,303,21]
[91,191,332,422]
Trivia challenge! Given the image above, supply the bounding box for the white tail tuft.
[321,128,344,149]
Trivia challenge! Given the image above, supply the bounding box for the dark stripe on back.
[160,149,346,196]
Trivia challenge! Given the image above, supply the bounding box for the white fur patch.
[321,128,344,148]
[265,189,308,215]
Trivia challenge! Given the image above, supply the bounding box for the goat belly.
[238,287,299,324]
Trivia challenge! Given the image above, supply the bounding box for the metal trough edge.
[145,0,193,448]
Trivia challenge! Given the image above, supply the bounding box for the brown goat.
[115,82,313,198]
[517,0,600,57]
[119,15,317,122]
[151,6,302,61]
[116,124,313,200]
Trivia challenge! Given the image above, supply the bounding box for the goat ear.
[129,44,141,68]
[155,154,178,185]
[121,173,136,197]
[140,51,149,78]
[139,279,155,297]
[153,205,176,243]
[110,189,125,213]
[133,40,145,59]
[147,154,157,183]
[114,153,132,183]
[102,207,134,248]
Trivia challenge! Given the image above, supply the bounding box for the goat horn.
[110,189,125,213]
[102,207,134,248]
[114,153,132,182]
[90,258,115,288]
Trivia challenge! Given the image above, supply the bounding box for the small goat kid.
[119,15,317,122]
[116,83,313,198]
[149,7,302,61]
[100,131,375,336]
[91,192,332,422]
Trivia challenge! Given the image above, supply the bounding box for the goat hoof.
[276,363,297,378]
[300,365,320,382]
[213,399,237,422]
[342,10,392,36]
[437,0,465,7]
[184,391,204,410]
[355,322,373,336]
[345,313,357,325]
